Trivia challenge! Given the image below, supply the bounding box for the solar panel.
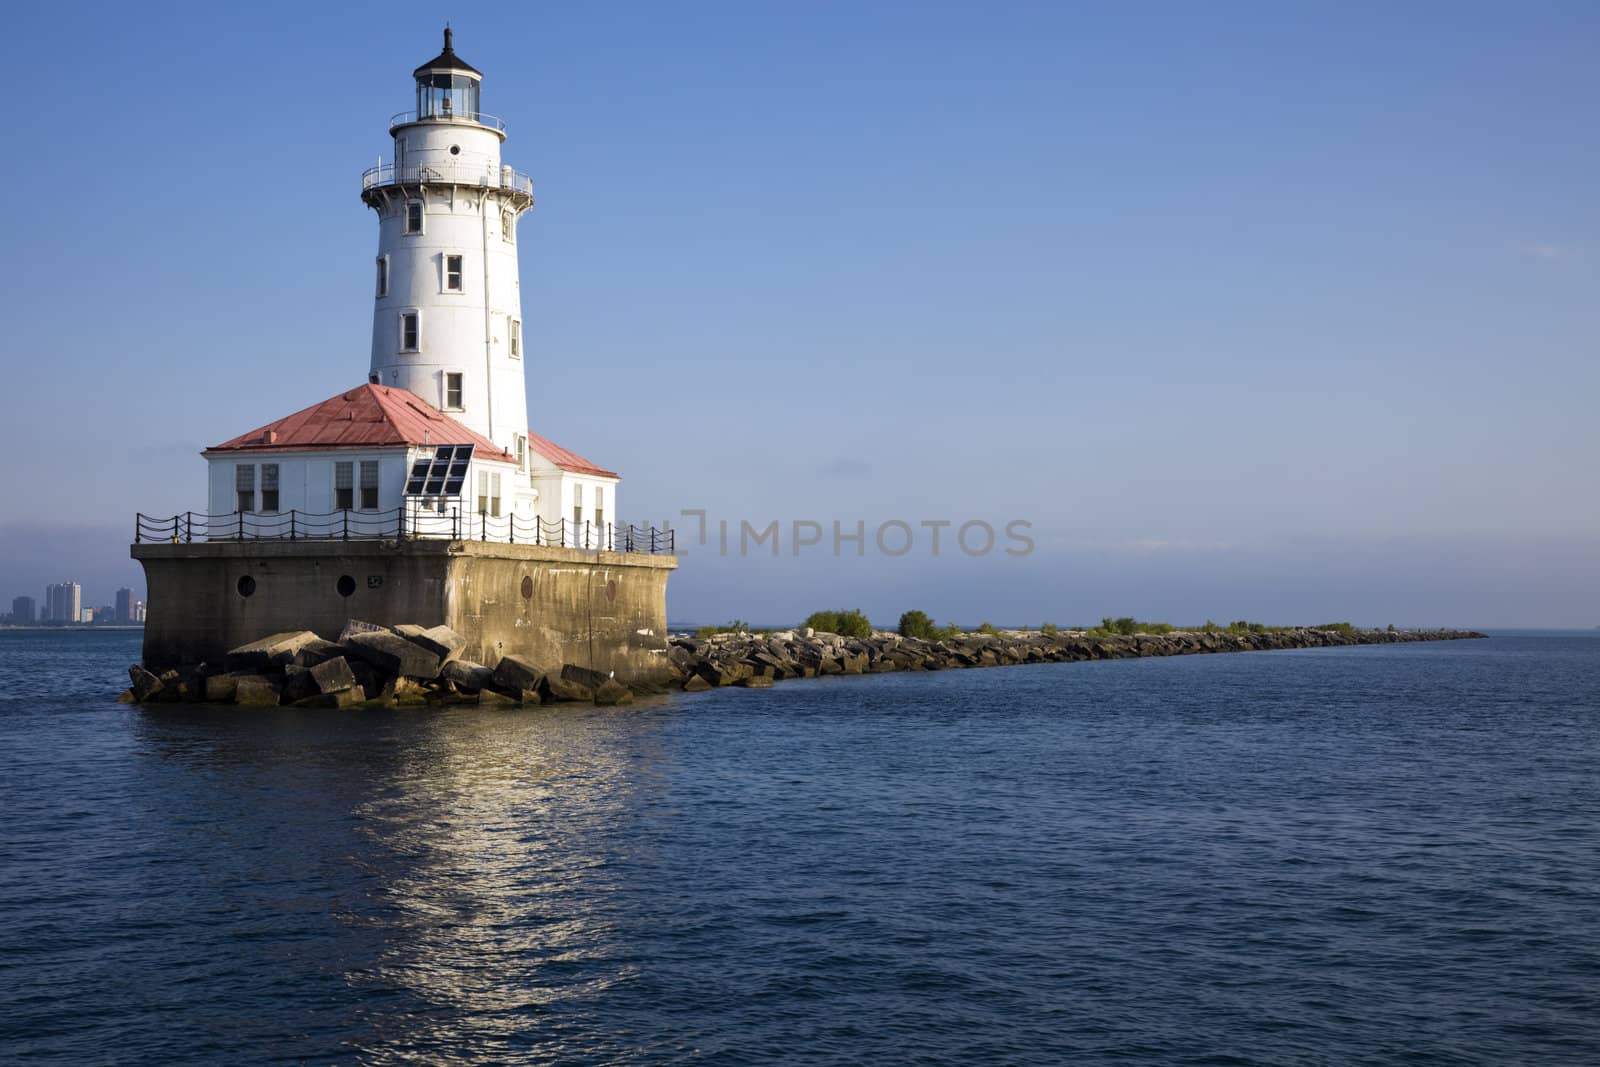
[405,444,474,495]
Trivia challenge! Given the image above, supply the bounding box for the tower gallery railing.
[387,110,508,132]
[134,509,674,555]
[360,161,534,197]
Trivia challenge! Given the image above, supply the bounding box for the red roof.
[204,384,516,462]
[525,430,618,478]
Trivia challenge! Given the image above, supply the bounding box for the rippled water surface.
[1,630,1598,1064]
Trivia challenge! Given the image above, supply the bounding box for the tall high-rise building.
[10,596,35,623]
[116,588,135,624]
[45,582,81,624]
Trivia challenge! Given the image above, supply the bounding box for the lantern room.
[413,27,482,122]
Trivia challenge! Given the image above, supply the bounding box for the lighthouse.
[361,28,532,455]
[180,29,621,538]
[132,29,675,682]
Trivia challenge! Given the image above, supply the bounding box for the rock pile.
[660,626,1487,691]
[122,622,1486,708]
[121,621,633,708]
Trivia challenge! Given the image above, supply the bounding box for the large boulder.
[309,656,358,695]
[234,675,282,706]
[281,665,320,704]
[128,665,164,702]
[694,660,752,687]
[291,688,360,709]
[593,679,633,706]
[291,638,346,667]
[561,664,610,690]
[441,659,496,694]
[493,655,546,693]
[339,619,391,643]
[224,631,322,673]
[343,631,441,680]
[395,624,467,667]
[539,675,593,703]
[152,670,185,702]
[204,672,250,703]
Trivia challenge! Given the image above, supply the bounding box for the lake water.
[1,629,1597,1064]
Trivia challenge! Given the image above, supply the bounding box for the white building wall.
[528,467,621,544]
[204,448,525,541]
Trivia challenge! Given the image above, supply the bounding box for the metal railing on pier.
[134,509,674,555]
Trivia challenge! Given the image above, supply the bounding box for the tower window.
[444,372,463,410]
[405,200,424,234]
[445,254,463,292]
[261,464,280,513]
[375,256,389,298]
[502,213,515,242]
[400,312,420,352]
[334,462,354,511]
[515,434,526,470]
[360,461,380,510]
[235,464,255,514]
[509,318,521,358]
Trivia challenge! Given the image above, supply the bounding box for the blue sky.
[1,1,1595,626]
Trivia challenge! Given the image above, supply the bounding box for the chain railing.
[134,509,674,555]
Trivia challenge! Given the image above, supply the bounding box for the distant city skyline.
[2,582,143,626]
[1,2,1596,626]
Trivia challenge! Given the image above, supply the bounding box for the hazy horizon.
[3,1,1596,626]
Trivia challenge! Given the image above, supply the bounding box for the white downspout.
[480,188,495,444]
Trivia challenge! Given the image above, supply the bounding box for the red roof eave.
[204,384,516,464]
[524,430,619,478]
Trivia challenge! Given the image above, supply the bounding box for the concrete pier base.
[131,539,677,684]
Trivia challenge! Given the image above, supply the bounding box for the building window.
[405,200,424,234]
[400,311,420,352]
[335,461,354,511]
[502,212,514,242]
[261,464,279,513]
[360,460,379,510]
[509,317,521,358]
[477,470,502,517]
[375,256,388,298]
[235,464,255,513]
[445,254,463,292]
[444,372,463,410]
[595,485,604,530]
[573,483,583,528]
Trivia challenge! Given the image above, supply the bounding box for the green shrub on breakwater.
[803,609,873,640]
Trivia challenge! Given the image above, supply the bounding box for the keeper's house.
[202,385,619,547]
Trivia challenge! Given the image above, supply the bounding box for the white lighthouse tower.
[361,28,533,452]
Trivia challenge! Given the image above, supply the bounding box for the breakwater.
[666,626,1486,690]
[122,622,1485,706]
